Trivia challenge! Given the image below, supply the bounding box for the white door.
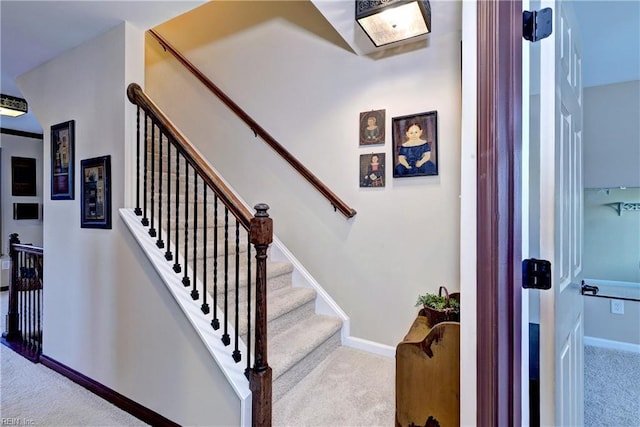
[525,0,584,426]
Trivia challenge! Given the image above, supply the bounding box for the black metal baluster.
[134,106,142,216]
[173,154,181,273]
[211,196,220,330]
[191,173,199,300]
[37,273,42,353]
[29,258,34,349]
[201,186,210,315]
[182,164,190,287]
[233,220,241,362]
[24,254,29,348]
[165,139,173,261]
[222,207,230,346]
[156,131,164,248]
[141,112,149,226]
[25,256,30,348]
[246,233,252,377]
[22,255,28,347]
[149,121,157,238]
[20,253,25,343]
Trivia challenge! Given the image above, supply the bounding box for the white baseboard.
[343,336,396,359]
[585,336,640,354]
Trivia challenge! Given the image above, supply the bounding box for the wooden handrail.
[127,83,253,230]
[11,243,44,255]
[148,29,357,219]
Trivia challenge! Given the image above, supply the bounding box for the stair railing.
[148,29,356,219]
[127,83,272,426]
[2,233,44,362]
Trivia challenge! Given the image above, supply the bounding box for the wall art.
[360,153,386,187]
[11,156,37,196]
[80,155,111,229]
[51,120,75,200]
[359,109,385,145]
[392,111,438,178]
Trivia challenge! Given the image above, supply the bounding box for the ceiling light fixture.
[356,0,432,48]
[0,94,28,117]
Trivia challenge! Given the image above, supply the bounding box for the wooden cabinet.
[395,314,460,427]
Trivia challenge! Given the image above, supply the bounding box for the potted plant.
[415,286,460,327]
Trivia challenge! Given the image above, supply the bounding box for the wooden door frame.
[476,0,523,425]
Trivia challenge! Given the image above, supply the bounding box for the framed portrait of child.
[392,111,438,178]
[359,109,385,146]
[360,153,385,187]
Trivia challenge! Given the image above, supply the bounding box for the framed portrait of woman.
[392,111,438,178]
[359,109,385,146]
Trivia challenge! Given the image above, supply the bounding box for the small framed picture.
[11,156,37,196]
[51,120,75,200]
[359,109,385,145]
[392,111,438,178]
[360,153,386,187]
[80,155,111,229]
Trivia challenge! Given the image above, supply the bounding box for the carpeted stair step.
[145,202,249,229]
[270,314,343,402]
[235,285,316,338]
[210,261,294,299]
[219,259,293,289]
[198,239,250,260]
[164,237,250,261]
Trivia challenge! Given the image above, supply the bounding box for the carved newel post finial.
[254,203,270,218]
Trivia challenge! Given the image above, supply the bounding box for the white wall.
[0,134,44,250]
[460,1,477,424]
[583,80,640,189]
[584,286,640,347]
[147,4,462,347]
[0,133,44,287]
[17,23,240,426]
[583,188,640,282]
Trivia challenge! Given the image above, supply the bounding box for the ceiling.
[0,0,206,135]
[1,0,638,136]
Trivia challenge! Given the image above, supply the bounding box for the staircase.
[123,83,349,425]
[201,205,344,402]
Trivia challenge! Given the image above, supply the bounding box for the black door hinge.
[523,8,553,42]
[522,258,552,289]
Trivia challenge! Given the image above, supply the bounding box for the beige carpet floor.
[273,346,395,427]
[1,291,396,426]
[0,291,148,426]
[584,345,640,427]
[1,343,149,427]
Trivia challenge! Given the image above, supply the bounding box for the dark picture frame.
[13,203,40,220]
[80,155,111,229]
[51,120,75,200]
[359,109,385,145]
[360,153,386,187]
[11,156,37,196]
[392,111,438,178]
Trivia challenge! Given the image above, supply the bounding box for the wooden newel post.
[249,204,273,427]
[3,233,21,340]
